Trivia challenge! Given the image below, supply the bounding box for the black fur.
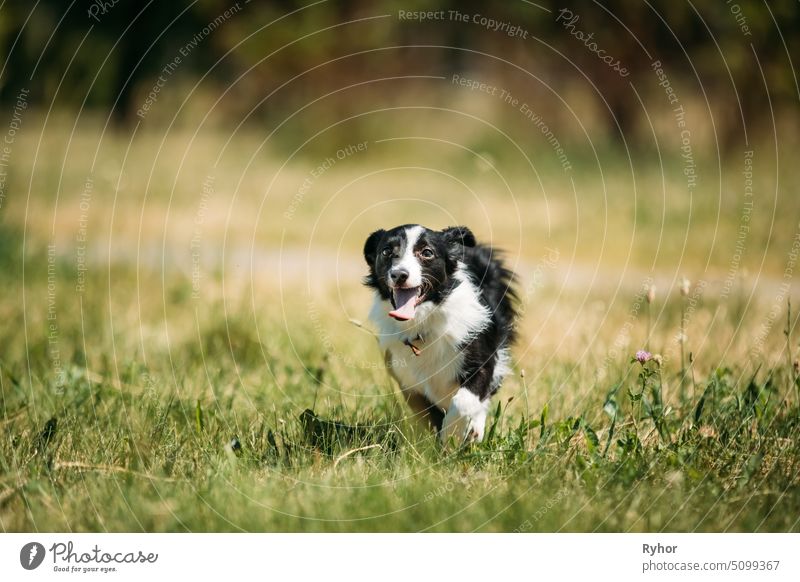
[363,225,517,416]
[452,243,517,399]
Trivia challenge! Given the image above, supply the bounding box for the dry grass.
[0,117,798,531]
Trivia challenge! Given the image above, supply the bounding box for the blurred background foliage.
[1,0,797,155]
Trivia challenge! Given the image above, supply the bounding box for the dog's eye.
[420,248,434,259]
[381,247,393,258]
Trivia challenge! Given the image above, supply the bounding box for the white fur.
[369,264,491,440]
[491,347,512,392]
[441,387,491,444]
[388,225,424,288]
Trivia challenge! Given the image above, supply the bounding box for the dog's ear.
[441,226,476,248]
[363,229,386,265]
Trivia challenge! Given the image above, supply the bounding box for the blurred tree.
[0,0,796,149]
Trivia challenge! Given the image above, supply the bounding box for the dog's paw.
[439,388,489,446]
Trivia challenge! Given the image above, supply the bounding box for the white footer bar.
[2,533,797,581]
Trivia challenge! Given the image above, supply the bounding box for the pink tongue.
[389,287,419,320]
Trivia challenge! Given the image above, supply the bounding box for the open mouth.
[389,286,424,321]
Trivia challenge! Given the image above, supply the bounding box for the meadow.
[1,117,799,532]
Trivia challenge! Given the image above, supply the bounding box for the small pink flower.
[635,350,652,364]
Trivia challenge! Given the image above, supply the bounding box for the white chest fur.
[368,270,490,410]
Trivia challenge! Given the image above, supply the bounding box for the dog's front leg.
[404,390,445,434]
[440,387,490,445]
[440,354,496,446]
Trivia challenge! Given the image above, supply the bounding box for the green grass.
[1,253,798,532]
[2,358,799,532]
[1,119,799,532]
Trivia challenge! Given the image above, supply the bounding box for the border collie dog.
[363,224,517,444]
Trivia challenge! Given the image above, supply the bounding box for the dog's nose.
[390,269,409,286]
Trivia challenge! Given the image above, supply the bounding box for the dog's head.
[363,224,476,320]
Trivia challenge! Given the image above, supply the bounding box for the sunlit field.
[1,116,799,532]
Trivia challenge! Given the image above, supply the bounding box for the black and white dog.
[363,224,517,444]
